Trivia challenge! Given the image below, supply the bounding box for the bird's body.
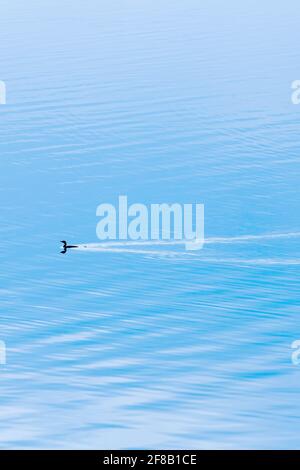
[60,241,78,254]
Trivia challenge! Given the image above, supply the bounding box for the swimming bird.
[60,240,78,254]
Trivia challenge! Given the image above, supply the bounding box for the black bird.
[60,240,78,254]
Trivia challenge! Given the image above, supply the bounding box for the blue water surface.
[0,0,300,449]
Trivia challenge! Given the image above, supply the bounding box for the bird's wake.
[72,231,300,265]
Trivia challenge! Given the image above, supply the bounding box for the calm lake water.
[0,0,300,449]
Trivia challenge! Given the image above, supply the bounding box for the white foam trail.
[183,257,300,266]
[76,231,300,250]
[75,245,300,265]
[205,231,300,244]
[76,246,177,256]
